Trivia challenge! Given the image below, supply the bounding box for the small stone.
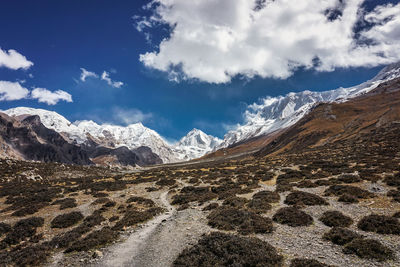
[92,250,103,258]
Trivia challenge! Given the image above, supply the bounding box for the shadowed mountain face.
[88,145,162,167]
[0,114,92,165]
[255,77,400,157]
[0,113,162,166]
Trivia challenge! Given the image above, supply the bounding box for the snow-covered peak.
[173,128,222,161]
[3,107,86,142]
[178,128,220,147]
[372,61,400,82]
[218,62,400,149]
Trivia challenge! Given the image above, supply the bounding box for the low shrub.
[0,223,11,236]
[146,187,159,192]
[343,238,394,261]
[92,197,110,205]
[337,174,361,184]
[296,180,318,188]
[172,186,217,205]
[83,212,105,227]
[113,207,163,231]
[285,191,328,206]
[92,192,109,198]
[387,190,400,202]
[10,203,47,217]
[315,179,335,186]
[383,174,400,187]
[273,207,313,227]
[324,185,374,199]
[65,227,118,252]
[323,227,362,245]
[49,224,90,249]
[222,196,248,208]
[253,190,280,203]
[337,193,358,203]
[207,207,273,235]
[51,211,84,228]
[290,258,332,267]
[202,203,219,211]
[173,232,283,267]
[247,198,272,213]
[2,217,44,246]
[109,215,119,222]
[155,179,176,187]
[275,183,293,193]
[357,214,400,235]
[0,243,50,266]
[52,198,77,210]
[126,196,155,207]
[319,211,353,227]
[103,201,116,208]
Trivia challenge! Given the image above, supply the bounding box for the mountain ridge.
[3,107,221,163]
[255,76,400,158]
[216,62,400,150]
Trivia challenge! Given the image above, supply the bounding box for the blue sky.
[0,0,399,140]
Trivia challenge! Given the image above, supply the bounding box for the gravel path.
[94,191,210,267]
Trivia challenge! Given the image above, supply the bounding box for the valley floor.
[0,134,399,267]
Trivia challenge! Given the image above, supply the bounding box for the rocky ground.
[0,139,399,267]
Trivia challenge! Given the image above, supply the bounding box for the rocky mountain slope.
[0,112,162,166]
[217,62,400,150]
[0,113,92,165]
[255,77,400,157]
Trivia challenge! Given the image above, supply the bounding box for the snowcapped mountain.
[2,107,219,163]
[74,120,178,163]
[4,107,86,143]
[218,62,400,149]
[172,129,222,161]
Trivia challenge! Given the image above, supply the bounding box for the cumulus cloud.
[0,48,33,70]
[101,71,124,88]
[31,88,72,105]
[112,107,153,125]
[0,80,72,105]
[80,68,98,82]
[0,81,30,101]
[138,0,400,83]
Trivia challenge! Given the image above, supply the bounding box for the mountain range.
[1,62,399,166]
[1,107,222,164]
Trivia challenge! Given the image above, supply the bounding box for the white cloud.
[0,81,72,105]
[101,71,124,88]
[31,88,73,105]
[0,48,33,70]
[0,81,30,101]
[79,68,124,88]
[80,68,98,82]
[138,0,400,83]
[112,107,153,125]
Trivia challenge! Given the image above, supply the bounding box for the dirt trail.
[95,190,210,267]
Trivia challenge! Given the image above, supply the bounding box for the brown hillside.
[256,77,400,157]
